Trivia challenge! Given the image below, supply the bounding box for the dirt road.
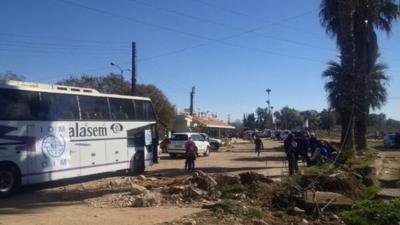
[0,139,286,225]
[149,139,288,178]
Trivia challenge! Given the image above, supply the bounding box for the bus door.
[144,125,158,165]
[127,127,145,171]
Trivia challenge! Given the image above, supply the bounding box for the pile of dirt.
[300,173,365,199]
[84,171,276,209]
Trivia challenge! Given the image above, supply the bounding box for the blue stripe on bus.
[22,160,131,177]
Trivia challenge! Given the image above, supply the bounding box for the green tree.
[136,84,176,130]
[0,71,25,81]
[246,113,257,130]
[300,110,320,130]
[352,0,399,150]
[368,113,386,130]
[58,74,176,131]
[320,0,358,153]
[277,106,302,130]
[320,0,399,155]
[319,109,337,131]
[255,107,267,130]
[322,59,389,145]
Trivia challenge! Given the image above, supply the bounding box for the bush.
[219,184,246,199]
[341,199,400,225]
[219,183,266,200]
[360,185,379,200]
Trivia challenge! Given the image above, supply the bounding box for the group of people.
[283,132,334,175]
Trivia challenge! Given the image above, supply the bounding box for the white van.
[167,132,210,158]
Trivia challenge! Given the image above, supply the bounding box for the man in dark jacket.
[284,133,298,175]
[297,133,310,166]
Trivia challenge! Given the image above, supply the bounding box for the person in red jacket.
[185,137,198,171]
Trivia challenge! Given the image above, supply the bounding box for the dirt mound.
[300,174,365,199]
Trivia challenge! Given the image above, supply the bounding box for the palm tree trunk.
[353,9,379,151]
[340,110,355,160]
[355,107,368,150]
[337,0,356,156]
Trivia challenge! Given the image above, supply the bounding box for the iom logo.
[42,135,66,158]
[111,123,123,134]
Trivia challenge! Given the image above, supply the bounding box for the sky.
[0,0,399,122]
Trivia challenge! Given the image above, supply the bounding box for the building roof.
[192,116,235,129]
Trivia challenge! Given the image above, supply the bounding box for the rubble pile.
[84,171,277,209]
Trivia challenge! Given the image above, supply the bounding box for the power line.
[54,1,325,61]
[127,0,334,53]
[192,0,318,29]
[0,39,127,49]
[0,32,127,45]
[56,0,220,41]
[28,1,327,82]
[126,0,241,31]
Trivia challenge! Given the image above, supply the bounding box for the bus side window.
[134,100,145,121]
[134,100,156,121]
[40,93,79,120]
[0,88,41,120]
[109,98,135,121]
[144,101,156,121]
[79,96,110,120]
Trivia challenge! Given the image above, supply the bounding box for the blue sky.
[1,0,399,121]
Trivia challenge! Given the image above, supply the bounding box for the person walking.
[254,135,263,157]
[185,137,198,171]
[309,132,318,155]
[284,133,298,175]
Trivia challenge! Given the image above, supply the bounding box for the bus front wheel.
[0,163,20,197]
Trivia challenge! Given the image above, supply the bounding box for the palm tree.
[322,60,355,148]
[322,58,389,146]
[320,0,358,152]
[352,0,399,150]
[320,0,399,153]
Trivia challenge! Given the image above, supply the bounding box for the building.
[173,110,234,138]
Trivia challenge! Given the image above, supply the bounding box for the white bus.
[0,80,159,196]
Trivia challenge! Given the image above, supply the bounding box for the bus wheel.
[132,151,145,175]
[0,164,20,197]
[169,153,177,158]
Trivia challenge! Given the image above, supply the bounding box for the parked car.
[280,130,291,141]
[272,130,281,140]
[384,133,396,148]
[167,132,211,158]
[200,133,222,150]
[159,138,170,153]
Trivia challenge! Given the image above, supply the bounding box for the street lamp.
[266,88,272,128]
[110,62,131,91]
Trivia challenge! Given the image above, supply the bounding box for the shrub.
[341,199,400,225]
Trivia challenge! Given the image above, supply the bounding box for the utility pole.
[131,42,137,96]
[190,86,195,116]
